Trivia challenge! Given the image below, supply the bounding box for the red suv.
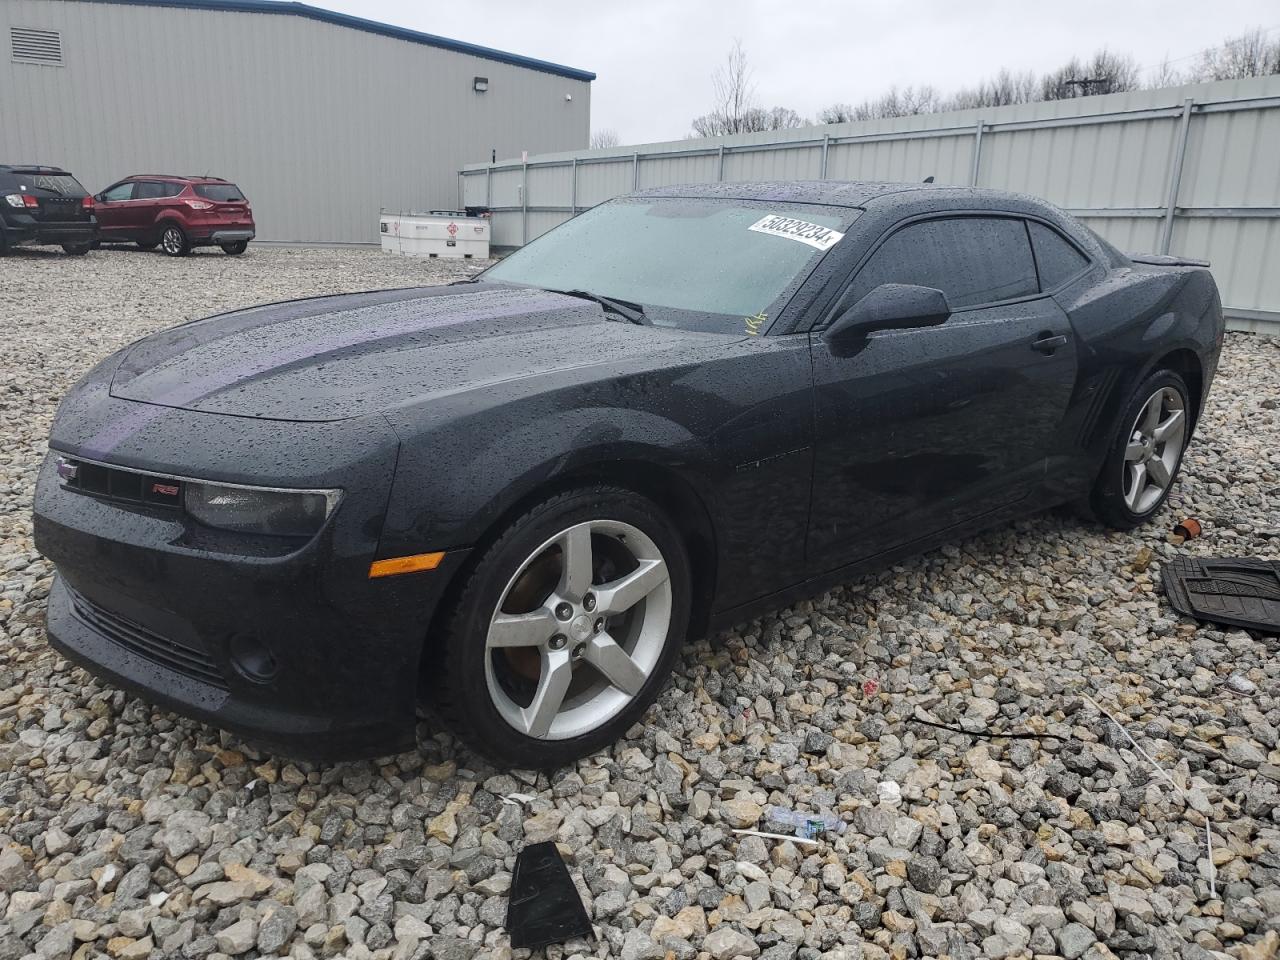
[94,175,254,256]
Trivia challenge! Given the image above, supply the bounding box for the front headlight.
[184,481,340,537]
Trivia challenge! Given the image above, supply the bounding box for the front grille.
[68,588,227,689]
[57,457,184,510]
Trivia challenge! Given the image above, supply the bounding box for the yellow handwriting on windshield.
[744,312,767,336]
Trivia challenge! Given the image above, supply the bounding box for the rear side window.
[844,217,1039,310]
[194,183,244,202]
[135,181,172,199]
[1028,221,1090,289]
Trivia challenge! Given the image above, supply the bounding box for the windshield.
[482,197,855,333]
[195,183,245,202]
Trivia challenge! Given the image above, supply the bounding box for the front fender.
[376,402,715,560]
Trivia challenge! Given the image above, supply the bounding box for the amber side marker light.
[368,552,445,578]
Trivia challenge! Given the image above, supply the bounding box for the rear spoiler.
[1129,253,1211,268]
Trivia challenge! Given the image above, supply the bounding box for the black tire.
[221,240,249,255]
[159,223,190,257]
[62,243,91,256]
[1089,368,1191,530]
[426,485,691,767]
[136,241,158,251]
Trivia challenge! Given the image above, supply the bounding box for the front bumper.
[32,394,462,759]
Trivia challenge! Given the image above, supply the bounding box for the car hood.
[110,285,697,422]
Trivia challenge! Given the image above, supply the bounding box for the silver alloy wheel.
[484,519,672,740]
[1122,385,1187,514]
[162,227,184,255]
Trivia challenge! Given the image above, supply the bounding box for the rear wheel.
[62,243,91,256]
[160,223,189,257]
[1089,369,1191,530]
[221,240,248,255]
[427,486,691,767]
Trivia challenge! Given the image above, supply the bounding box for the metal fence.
[461,75,1280,334]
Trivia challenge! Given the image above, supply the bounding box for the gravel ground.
[1,245,1278,960]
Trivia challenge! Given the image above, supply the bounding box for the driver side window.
[102,182,135,202]
[843,216,1039,312]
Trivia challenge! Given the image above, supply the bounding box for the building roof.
[81,0,596,81]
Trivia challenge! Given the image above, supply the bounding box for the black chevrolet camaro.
[34,181,1224,766]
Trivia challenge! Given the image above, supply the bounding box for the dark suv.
[0,165,97,255]
[95,175,255,256]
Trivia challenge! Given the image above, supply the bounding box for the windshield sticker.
[748,214,844,251]
[744,312,767,336]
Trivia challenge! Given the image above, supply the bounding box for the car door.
[94,181,137,239]
[130,181,171,240]
[807,215,1078,568]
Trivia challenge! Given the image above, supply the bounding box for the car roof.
[122,174,231,183]
[0,164,73,175]
[630,180,1052,213]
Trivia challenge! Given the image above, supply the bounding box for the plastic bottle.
[767,806,845,840]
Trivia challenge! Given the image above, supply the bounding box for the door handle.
[1032,333,1068,355]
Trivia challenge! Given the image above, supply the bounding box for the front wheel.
[427,486,691,767]
[1089,369,1191,530]
[160,223,189,257]
[221,240,248,255]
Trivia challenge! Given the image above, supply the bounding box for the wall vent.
[11,27,63,66]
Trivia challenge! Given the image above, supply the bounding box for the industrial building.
[1,0,594,243]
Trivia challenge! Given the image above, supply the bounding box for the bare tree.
[948,69,1040,109]
[1146,57,1184,89]
[1194,27,1280,80]
[691,39,755,136]
[820,86,941,123]
[818,103,857,124]
[590,128,620,149]
[1042,50,1140,100]
[690,41,806,136]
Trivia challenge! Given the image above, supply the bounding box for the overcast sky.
[319,1,1278,144]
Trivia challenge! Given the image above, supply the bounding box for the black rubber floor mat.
[1163,557,1280,634]
[506,841,592,949]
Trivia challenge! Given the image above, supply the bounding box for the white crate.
[380,213,490,259]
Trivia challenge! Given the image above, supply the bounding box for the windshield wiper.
[546,288,649,325]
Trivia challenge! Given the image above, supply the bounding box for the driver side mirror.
[822,283,951,358]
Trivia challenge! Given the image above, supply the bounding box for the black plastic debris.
[506,841,592,949]
[1163,557,1280,634]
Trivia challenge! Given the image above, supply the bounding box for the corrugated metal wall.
[463,75,1280,333]
[0,0,591,243]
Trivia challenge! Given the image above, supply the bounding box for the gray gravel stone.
[0,248,1275,960]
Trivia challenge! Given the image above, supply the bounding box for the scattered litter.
[1083,694,1218,899]
[732,828,821,847]
[1225,672,1257,697]
[1162,556,1280,634]
[500,792,537,806]
[878,780,903,806]
[862,678,880,697]
[767,806,845,840]
[1172,517,1203,542]
[506,841,592,949]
